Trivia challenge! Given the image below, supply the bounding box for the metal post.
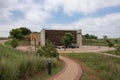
[34,38,36,51]
[47,60,52,75]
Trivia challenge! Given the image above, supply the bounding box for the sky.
[0,0,120,38]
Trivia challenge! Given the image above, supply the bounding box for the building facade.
[30,32,41,46]
[31,29,82,47]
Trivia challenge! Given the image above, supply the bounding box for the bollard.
[47,60,52,75]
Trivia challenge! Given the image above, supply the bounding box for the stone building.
[31,29,82,47]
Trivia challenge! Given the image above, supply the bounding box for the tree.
[84,34,89,39]
[103,35,108,39]
[20,27,31,36]
[9,27,31,40]
[84,34,97,39]
[37,40,59,58]
[10,28,23,39]
[10,39,18,48]
[61,33,74,49]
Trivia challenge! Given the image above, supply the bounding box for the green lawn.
[62,53,120,80]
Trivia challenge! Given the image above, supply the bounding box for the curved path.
[1,40,119,80]
[48,56,82,80]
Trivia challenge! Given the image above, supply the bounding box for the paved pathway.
[48,56,82,80]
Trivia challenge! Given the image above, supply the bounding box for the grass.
[62,52,120,80]
[5,39,30,46]
[82,38,120,46]
[102,41,120,55]
[103,49,120,55]
[0,37,8,40]
[0,44,63,80]
[28,60,64,80]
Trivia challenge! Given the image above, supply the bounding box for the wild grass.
[62,53,120,80]
[82,38,120,46]
[0,45,58,80]
[5,39,30,46]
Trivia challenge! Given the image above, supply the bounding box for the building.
[31,29,82,47]
[30,32,41,46]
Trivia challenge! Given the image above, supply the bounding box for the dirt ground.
[17,46,115,53]
[57,46,115,53]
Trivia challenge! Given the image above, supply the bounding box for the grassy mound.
[63,53,120,80]
[0,45,58,80]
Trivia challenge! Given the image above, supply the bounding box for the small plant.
[106,39,114,48]
[116,45,120,54]
[37,40,59,58]
[10,39,18,48]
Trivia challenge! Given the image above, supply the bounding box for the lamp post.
[34,38,36,51]
[47,60,52,75]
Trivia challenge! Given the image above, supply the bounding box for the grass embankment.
[103,41,120,55]
[5,39,30,46]
[62,53,120,80]
[0,37,8,40]
[0,45,63,80]
[82,38,120,46]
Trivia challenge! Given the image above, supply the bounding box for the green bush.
[10,39,18,48]
[37,40,59,58]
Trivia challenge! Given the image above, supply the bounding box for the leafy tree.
[61,33,74,48]
[84,34,97,39]
[9,27,31,39]
[84,34,89,39]
[37,40,59,58]
[10,39,18,48]
[103,35,108,39]
[10,28,23,39]
[20,27,31,36]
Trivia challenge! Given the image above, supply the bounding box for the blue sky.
[0,0,120,38]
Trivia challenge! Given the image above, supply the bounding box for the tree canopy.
[83,34,98,39]
[61,33,74,47]
[9,27,31,39]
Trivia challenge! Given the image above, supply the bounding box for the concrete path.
[48,56,82,80]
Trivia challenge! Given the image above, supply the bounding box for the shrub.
[106,39,114,48]
[10,39,18,48]
[116,45,120,54]
[37,40,59,58]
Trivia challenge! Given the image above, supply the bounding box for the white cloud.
[44,0,120,15]
[0,0,120,38]
[50,12,120,38]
